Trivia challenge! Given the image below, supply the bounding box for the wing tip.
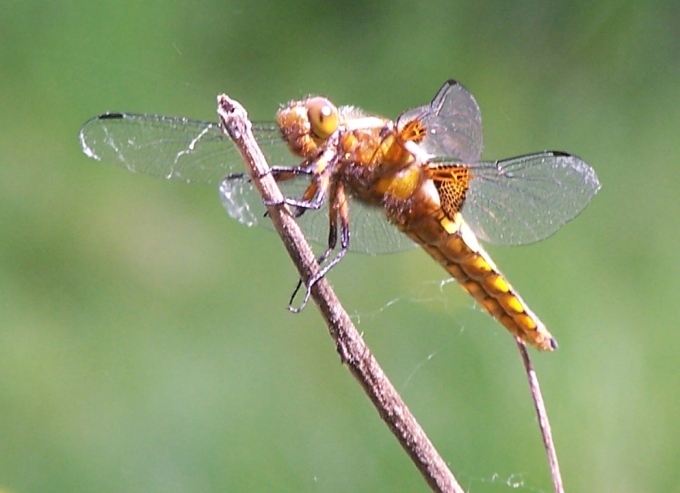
[97,112,126,120]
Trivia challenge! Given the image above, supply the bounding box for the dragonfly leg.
[270,148,339,215]
[270,164,315,180]
[226,163,315,182]
[288,223,348,313]
[224,164,316,218]
[288,182,349,313]
[288,227,337,313]
[263,162,332,216]
[287,206,339,309]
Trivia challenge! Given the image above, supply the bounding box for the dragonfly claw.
[287,278,312,313]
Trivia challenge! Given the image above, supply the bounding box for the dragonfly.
[79,80,600,351]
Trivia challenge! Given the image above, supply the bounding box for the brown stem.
[217,94,464,493]
[515,337,565,493]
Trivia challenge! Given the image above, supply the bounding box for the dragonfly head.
[277,96,339,158]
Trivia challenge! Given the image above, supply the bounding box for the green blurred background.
[2,1,678,492]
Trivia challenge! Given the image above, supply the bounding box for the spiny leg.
[225,163,317,219]
[289,181,350,312]
[266,163,320,216]
[287,204,338,311]
[264,149,335,216]
[225,162,314,184]
[276,169,331,214]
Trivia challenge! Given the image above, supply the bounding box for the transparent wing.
[460,151,601,246]
[79,112,415,254]
[78,112,292,184]
[397,79,483,162]
[219,174,416,254]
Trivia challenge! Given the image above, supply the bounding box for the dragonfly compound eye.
[306,97,339,141]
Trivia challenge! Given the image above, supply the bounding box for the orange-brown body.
[342,127,555,351]
[276,95,557,350]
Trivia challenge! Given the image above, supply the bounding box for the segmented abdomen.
[400,208,556,351]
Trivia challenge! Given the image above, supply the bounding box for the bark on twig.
[217,94,464,493]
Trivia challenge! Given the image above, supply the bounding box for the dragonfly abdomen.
[403,212,557,351]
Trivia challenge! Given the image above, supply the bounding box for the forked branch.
[217,94,464,493]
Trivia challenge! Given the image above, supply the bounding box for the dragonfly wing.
[80,112,416,253]
[345,200,417,254]
[79,112,299,228]
[219,175,416,254]
[78,112,288,185]
[461,151,601,246]
[397,80,483,163]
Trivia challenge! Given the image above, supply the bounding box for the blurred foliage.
[2,1,679,492]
